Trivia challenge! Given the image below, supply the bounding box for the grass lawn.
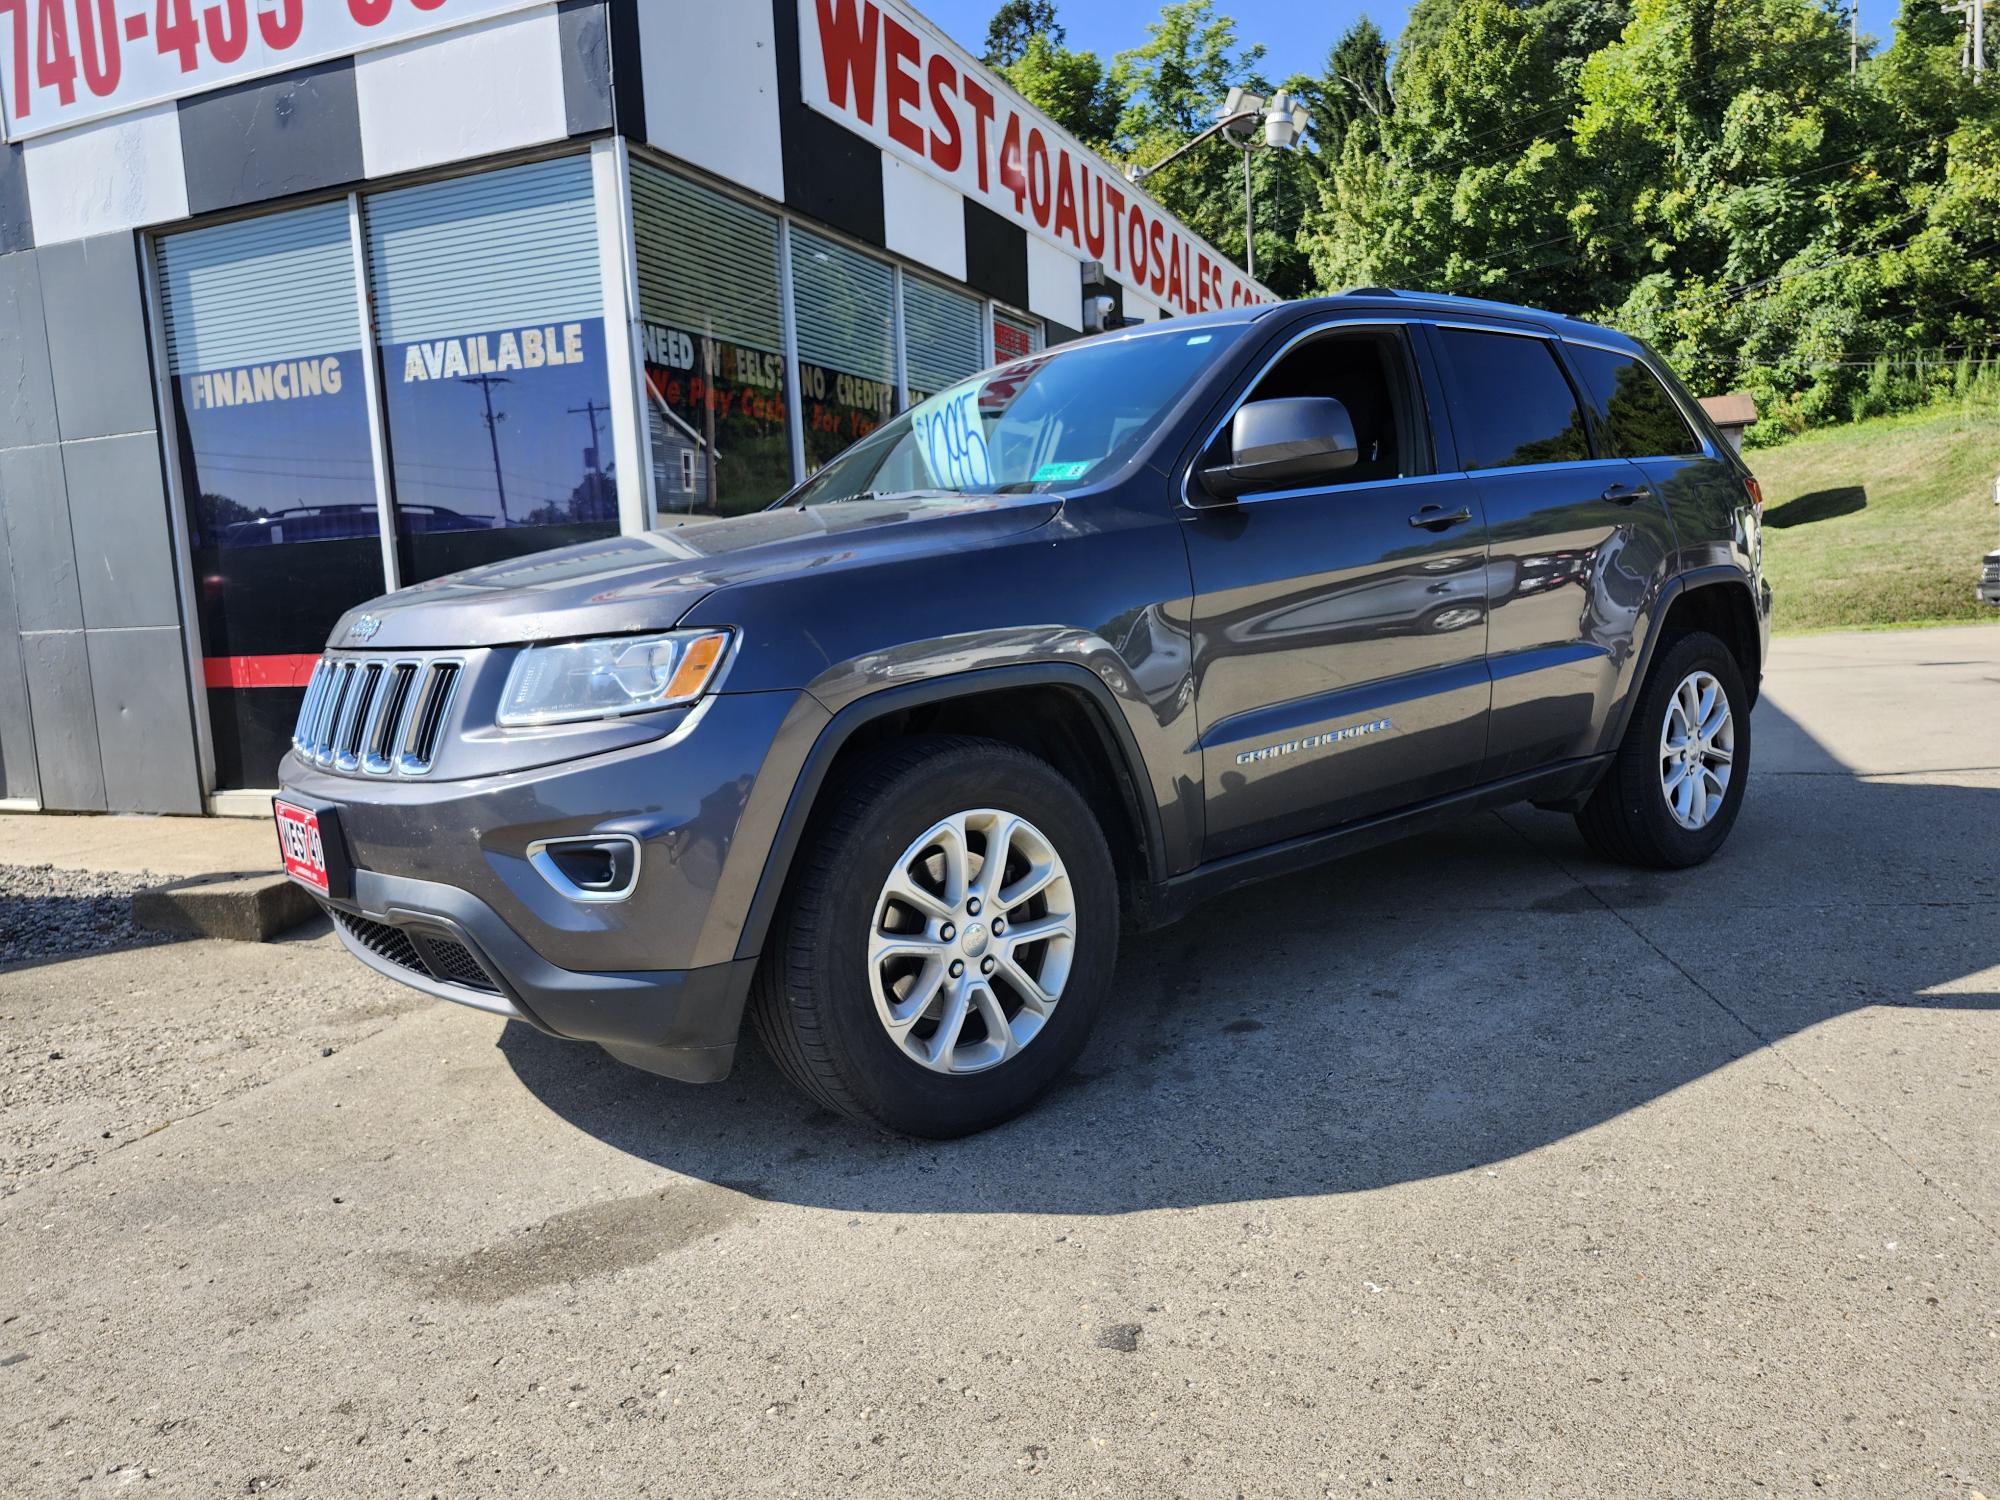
[1748,399,2000,633]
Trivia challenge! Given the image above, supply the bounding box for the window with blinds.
[362,156,616,582]
[631,161,791,518]
[790,225,896,470]
[995,307,1044,364]
[902,276,985,405]
[154,202,383,792]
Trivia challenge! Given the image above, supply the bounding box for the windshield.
[786,322,1249,506]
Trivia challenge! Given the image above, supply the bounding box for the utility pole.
[1949,0,1990,74]
[567,397,607,464]
[459,372,514,524]
[568,397,610,519]
[1851,0,1858,74]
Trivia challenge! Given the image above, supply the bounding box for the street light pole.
[1243,146,1256,281]
[1124,87,1308,286]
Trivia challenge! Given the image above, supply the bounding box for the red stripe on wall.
[203,654,322,690]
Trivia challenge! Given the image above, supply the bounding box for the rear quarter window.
[1568,344,1703,458]
[1435,327,1591,471]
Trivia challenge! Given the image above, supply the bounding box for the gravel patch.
[0,864,180,964]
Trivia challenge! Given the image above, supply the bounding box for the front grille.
[1983,560,2000,585]
[332,910,498,994]
[294,653,463,776]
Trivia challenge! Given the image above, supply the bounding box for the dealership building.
[0,0,1267,816]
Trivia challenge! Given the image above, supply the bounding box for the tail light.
[1744,476,1764,515]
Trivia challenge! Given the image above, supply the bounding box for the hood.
[327,494,1063,651]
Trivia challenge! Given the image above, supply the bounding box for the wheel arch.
[733,665,1171,963]
[1608,567,1764,752]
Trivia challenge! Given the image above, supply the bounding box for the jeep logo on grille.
[347,614,382,643]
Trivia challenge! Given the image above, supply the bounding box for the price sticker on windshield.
[910,381,992,489]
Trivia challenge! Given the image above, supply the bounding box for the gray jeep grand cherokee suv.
[277,290,1770,1137]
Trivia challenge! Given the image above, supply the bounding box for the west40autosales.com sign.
[799,0,1271,317]
[0,0,542,138]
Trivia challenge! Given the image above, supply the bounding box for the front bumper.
[322,867,756,1082]
[279,687,830,1082]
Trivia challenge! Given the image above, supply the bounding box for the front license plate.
[274,799,329,895]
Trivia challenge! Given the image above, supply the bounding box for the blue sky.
[918,0,1908,93]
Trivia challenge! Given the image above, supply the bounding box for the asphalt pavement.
[2,624,1996,1498]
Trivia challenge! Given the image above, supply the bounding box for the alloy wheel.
[867,808,1077,1074]
[1659,668,1734,830]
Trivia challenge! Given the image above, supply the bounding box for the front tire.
[1575,629,1751,869]
[749,735,1119,1137]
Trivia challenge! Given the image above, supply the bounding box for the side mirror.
[1197,396,1359,503]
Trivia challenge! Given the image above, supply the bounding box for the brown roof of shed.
[1699,392,1758,427]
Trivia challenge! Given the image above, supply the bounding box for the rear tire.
[749,735,1119,1137]
[1575,628,1750,869]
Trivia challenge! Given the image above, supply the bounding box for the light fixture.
[1263,88,1309,151]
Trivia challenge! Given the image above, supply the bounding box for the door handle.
[1602,482,1653,505]
[1409,504,1473,530]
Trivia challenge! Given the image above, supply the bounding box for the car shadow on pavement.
[499,697,1999,1214]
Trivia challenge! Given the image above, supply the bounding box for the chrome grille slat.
[292,661,328,750]
[333,662,383,772]
[398,661,461,775]
[289,652,463,778]
[363,663,419,774]
[312,662,356,766]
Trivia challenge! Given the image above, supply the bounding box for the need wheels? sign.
[0,0,542,139]
[798,0,1273,318]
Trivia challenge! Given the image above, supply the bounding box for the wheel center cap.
[960,922,989,957]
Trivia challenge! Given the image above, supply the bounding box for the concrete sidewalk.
[0,808,278,879]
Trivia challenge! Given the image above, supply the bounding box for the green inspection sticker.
[1033,461,1093,482]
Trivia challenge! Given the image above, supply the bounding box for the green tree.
[1310,0,1591,306]
[1893,0,1961,51]
[1113,0,1316,296]
[1300,16,1392,162]
[1003,32,1123,146]
[983,0,1064,67]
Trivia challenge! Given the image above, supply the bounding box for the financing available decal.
[1235,718,1393,767]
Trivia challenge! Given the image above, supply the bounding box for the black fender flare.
[732,662,1172,962]
[1606,566,1764,751]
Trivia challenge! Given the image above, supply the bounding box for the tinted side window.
[1569,345,1702,458]
[1436,328,1590,471]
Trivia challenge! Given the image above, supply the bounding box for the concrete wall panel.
[21,629,105,811]
[178,61,366,217]
[0,444,80,632]
[0,534,36,803]
[643,1,785,202]
[87,627,203,814]
[0,249,57,449]
[38,236,158,443]
[62,435,179,632]
[882,159,966,283]
[0,144,32,256]
[1025,234,1081,330]
[22,106,189,246]
[355,7,569,179]
[556,0,615,137]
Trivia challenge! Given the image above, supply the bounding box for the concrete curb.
[131,872,318,943]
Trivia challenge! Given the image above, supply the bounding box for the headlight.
[496,630,732,727]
